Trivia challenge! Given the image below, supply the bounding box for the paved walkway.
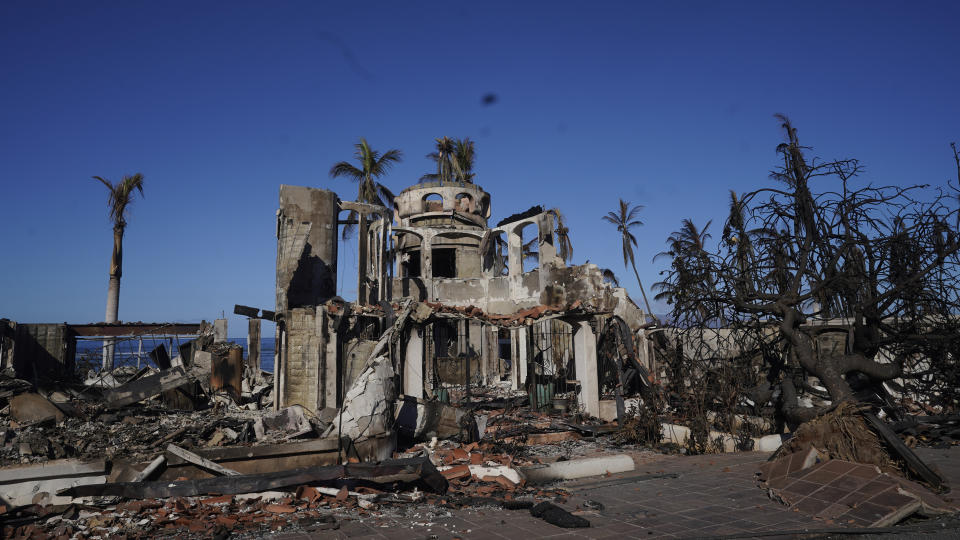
[272,446,959,539]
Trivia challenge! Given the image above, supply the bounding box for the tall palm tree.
[330,138,402,238]
[602,199,656,320]
[451,138,476,183]
[94,173,145,370]
[420,136,456,183]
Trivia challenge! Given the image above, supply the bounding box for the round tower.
[392,181,491,279]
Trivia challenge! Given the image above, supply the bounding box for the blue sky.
[1,1,958,336]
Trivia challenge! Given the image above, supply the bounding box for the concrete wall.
[276,185,339,312]
[12,324,75,381]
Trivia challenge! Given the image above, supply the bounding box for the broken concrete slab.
[252,405,313,440]
[322,354,396,453]
[102,366,194,409]
[0,458,107,506]
[9,392,65,424]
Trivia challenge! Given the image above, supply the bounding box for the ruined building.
[273,180,653,457]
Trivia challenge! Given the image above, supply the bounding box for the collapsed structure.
[272,180,654,455]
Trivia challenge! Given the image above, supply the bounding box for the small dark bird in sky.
[481,93,498,106]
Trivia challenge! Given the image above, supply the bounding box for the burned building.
[273,180,653,457]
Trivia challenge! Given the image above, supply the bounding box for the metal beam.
[69,323,203,337]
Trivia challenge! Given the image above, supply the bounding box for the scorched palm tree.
[94,173,145,369]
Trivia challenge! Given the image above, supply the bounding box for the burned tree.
[655,116,960,428]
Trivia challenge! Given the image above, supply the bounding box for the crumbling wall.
[280,307,324,412]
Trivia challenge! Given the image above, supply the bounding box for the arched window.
[422,193,443,212]
[517,222,539,273]
[455,193,474,212]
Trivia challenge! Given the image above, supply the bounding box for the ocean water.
[75,336,275,372]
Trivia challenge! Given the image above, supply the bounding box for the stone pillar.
[403,326,424,398]
[573,321,600,418]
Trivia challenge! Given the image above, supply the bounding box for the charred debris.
[1,175,958,537]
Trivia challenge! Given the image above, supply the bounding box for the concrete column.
[468,320,483,385]
[247,318,261,376]
[483,325,497,385]
[403,326,424,398]
[324,319,338,409]
[637,329,649,372]
[509,328,519,390]
[214,319,228,343]
[517,326,528,389]
[274,326,286,411]
[277,186,338,311]
[421,234,433,281]
[507,227,523,277]
[424,323,435,399]
[357,214,369,304]
[573,321,600,418]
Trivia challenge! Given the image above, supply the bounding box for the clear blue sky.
[2,1,958,336]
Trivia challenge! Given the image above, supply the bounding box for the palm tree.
[602,199,656,320]
[420,136,456,183]
[94,173,145,370]
[451,138,476,183]
[330,138,402,238]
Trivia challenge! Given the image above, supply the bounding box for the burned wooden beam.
[233,304,260,318]
[59,455,448,499]
[863,412,944,489]
[165,444,240,477]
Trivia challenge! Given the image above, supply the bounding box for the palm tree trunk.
[630,259,658,323]
[103,227,123,370]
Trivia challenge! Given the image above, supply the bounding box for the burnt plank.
[59,455,447,499]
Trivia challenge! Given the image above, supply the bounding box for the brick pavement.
[270,446,959,539]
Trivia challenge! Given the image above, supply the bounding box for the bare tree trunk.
[103,226,123,370]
